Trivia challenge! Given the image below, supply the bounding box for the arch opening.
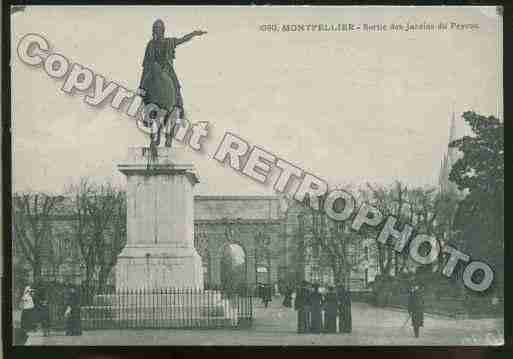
[220,243,247,294]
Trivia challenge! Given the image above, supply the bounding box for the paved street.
[25,298,503,346]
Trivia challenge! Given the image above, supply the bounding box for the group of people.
[18,284,82,342]
[291,281,352,334]
[282,278,423,338]
[15,277,424,342]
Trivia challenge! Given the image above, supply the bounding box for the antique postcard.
[7,5,503,347]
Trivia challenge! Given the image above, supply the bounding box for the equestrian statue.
[137,19,207,148]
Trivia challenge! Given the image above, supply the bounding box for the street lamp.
[296,212,306,283]
[194,224,209,286]
[304,194,328,285]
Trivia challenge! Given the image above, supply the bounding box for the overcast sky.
[11,6,502,195]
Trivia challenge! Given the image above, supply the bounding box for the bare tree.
[365,181,412,276]
[293,191,367,287]
[13,192,65,281]
[67,178,126,294]
[409,188,460,271]
[44,224,73,280]
[366,182,460,276]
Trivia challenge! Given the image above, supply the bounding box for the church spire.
[439,108,461,196]
[447,109,458,169]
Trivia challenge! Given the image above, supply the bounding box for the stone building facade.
[14,195,377,292]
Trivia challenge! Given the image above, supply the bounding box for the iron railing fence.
[47,287,253,330]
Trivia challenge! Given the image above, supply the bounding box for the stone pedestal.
[116,146,203,290]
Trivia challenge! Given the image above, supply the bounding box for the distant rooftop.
[14,194,283,221]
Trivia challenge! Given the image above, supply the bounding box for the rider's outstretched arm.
[174,30,207,46]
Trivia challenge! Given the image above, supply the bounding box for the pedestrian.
[20,286,35,333]
[263,284,272,308]
[282,285,293,308]
[323,286,338,333]
[295,280,309,333]
[32,285,44,333]
[337,284,352,333]
[64,286,82,336]
[310,283,322,334]
[304,282,313,332]
[293,283,300,311]
[408,279,424,338]
[39,294,51,336]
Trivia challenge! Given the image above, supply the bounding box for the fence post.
[151,288,157,328]
[135,289,139,329]
[165,288,169,328]
[187,288,191,328]
[193,288,197,327]
[190,288,193,328]
[183,288,186,328]
[124,289,128,329]
[116,289,119,330]
[206,288,210,328]
[173,288,176,328]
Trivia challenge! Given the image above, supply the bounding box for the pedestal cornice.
[117,146,199,184]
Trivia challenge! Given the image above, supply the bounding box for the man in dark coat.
[408,280,424,338]
[255,283,261,299]
[282,285,293,308]
[263,284,272,308]
[304,282,313,332]
[309,284,323,334]
[295,280,310,333]
[337,285,352,333]
[20,286,36,333]
[65,286,82,336]
[323,286,338,333]
[37,289,51,336]
[258,283,266,303]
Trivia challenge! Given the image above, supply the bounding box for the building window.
[364,246,369,261]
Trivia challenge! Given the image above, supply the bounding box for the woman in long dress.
[138,19,206,147]
[282,285,292,308]
[20,286,35,333]
[310,284,323,334]
[323,286,338,333]
[337,285,352,333]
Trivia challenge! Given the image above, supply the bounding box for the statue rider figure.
[137,19,206,147]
